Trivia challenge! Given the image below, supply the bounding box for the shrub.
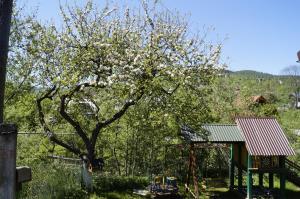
[93,175,149,193]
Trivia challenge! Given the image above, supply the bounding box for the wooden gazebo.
[181,117,295,199]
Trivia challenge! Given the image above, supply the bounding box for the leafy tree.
[12,0,222,178]
[5,5,38,106]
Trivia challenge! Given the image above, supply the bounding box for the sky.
[18,0,300,75]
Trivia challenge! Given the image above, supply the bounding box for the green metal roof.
[181,124,245,143]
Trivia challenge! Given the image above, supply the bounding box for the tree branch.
[59,93,91,151]
[90,90,145,148]
[5,66,33,104]
[101,92,144,127]
[36,86,82,156]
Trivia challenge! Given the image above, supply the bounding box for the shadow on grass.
[204,189,241,199]
[271,188,300,199]
[206,187,300,199]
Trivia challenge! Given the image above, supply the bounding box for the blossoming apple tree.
[23,1,223,171]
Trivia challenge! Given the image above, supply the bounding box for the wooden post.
[279,156,286,199]
[191,144,199,198]
[0,2,20,198]
[0,124,17,199]
[269,173,274,189]
[238,144,242,190]
[229,144,235,189]
[185,145,193,191]
[247,154,253,199]
[259,173,263,187]
[0,0,14,122]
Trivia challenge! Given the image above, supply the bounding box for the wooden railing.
[286,159,300,172]
[286,159,300,187]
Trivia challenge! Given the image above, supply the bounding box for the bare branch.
[90,90,144,148]
[36,86,82,156]
[101,92,144,127]
[59,93,91,150]
[58,81,105,155]
[5,65,33,104]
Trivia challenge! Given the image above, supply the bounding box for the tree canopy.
[8,0,223,167]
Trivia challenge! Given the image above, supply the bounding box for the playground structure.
[181,117,298,199]
[133,175,178,198]
[150,175,179,198]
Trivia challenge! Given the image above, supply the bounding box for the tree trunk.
[113,147,121,175]
[81,162,93,192]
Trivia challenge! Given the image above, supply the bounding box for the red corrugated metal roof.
[236,117,295,156]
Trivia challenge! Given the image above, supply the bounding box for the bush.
[93,175,149,193]
[17,161,85,199]
[17,160,149,198]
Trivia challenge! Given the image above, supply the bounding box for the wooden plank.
[193,143,229,149]
[16,166,32,183]
[185,184,197,199]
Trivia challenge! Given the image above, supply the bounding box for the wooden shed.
[181,117,296,199]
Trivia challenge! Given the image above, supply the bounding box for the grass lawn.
[85,175,300,199]
[193,176,300,199]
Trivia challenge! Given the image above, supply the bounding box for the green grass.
[18,161,300,199]
[182,176,300,199]
[202,176,300,199]
[88,192,146,199]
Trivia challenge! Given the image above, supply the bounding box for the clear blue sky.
[19,0,300,75]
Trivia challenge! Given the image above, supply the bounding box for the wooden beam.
[259,173,263,187]
[0,0,14,122]
[279,156,286,199]
[248,168,287,173]
[185,184,197,199]
[191,144,199,198]
[269,173,274,189]
[238,144,243,190]
[185,145,193,191]
[192,143,229,149]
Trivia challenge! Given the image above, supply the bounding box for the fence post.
[0,123,18,199]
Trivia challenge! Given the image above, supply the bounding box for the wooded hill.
[212,69,300,161]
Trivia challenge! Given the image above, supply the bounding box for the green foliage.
[17,162,85,199]
[93,175,148,193]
